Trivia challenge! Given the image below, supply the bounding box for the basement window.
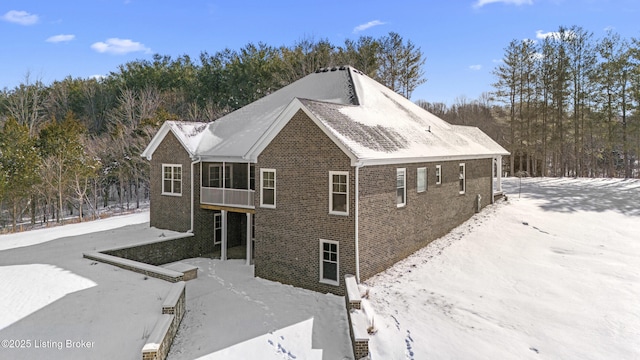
[320,239,339,286]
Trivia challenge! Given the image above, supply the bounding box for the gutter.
[355,163,362,282]
[188,157,201,233]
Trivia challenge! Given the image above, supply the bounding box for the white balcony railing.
[201,187,255,209]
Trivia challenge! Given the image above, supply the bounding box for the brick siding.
[358,158,493,280]
[149,133,213,258]
[255,110,356,295]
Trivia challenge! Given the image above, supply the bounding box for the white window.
[459,163,466,194]
[260,168,276,208]
[213,213,222,245]
[396,168,406,207]
[162,164,182,196]
[329,171,349,215]
[435,165,442,185]
[417,167,427,193]
[320,239,339,285]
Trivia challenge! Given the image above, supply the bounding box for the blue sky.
[1,0,639,104]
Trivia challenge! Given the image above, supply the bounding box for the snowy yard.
[0,212,352,360]
[366,177,640,360]
[166,259,352,360]
[0,212,174,360]
[1,177,638,360]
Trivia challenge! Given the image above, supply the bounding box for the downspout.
[355,163,362,282]
[189,157,201,233]
[491,157,495,205]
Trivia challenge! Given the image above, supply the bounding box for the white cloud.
[353,20,385,33]
[89,74,106,81]
[535,29,575,40]
[90,38,151,55]
[473,0,533,8]
[1,10,39,25]
[469,64,482,71]
[535,30,556,39]
[46,34,75,43]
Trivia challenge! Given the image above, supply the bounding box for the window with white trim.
[260,168,276,208]
[396,168,406,207]
[320,239,339,285]
[459,163,466,194]
[435,165,442,185]
[213,213,222,245]
[329,171,348,215]
[162,164,182,196]
[417,167,427,193]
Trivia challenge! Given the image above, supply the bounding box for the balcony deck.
[201,187,255,209]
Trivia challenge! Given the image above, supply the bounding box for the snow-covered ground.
[366,177,640,360]
[166,259,352,360]
[1,177,638,360]
[0,211,353,360]
[0,214,173,360]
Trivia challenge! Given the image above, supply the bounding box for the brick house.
[141,66,508,295]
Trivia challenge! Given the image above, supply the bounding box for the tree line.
[491,25,640,178]
[0,32,425,231]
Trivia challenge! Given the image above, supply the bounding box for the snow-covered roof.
[142,121,207,160]
[142,66,508,165]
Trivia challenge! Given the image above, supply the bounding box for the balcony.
[200,161,255,209]
[201,187,255,209]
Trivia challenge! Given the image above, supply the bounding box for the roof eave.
[140,121,196,161]
[357,152,510,167]
[244,98,359,165]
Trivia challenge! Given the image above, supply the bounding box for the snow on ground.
[2,177,638,360]
[0,264,96,330]
[167,258,353,360]
[0,211,353,360]
[365,177,640,360]
[0,211,149,251]
[0,216,174,360]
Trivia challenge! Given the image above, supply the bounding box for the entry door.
[213,213,222,245]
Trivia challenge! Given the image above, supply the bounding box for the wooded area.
[1,26,638,232]
[489,25,640,178]
[0,32,426,230]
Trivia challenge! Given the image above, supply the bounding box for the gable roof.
[141,121,207,160]
[142,66,509,165]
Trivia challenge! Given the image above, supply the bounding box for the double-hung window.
[459,163,466,194]
[162,164,182,196]
[319,239,339,285]
[260,168,276,208]
[396,168,406,207]
[329,171,348,215]
[435,165,442,185]
[417,167,427,193]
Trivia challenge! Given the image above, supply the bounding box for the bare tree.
[4,73,48,137]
